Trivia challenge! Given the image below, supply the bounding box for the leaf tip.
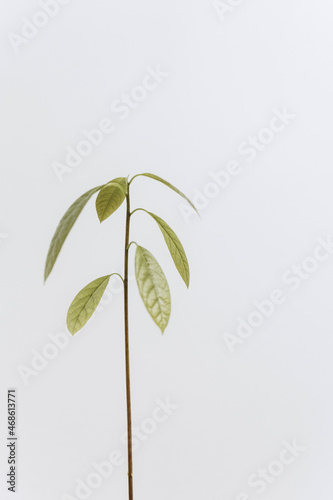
[161,319,170,334]
[96,209,107,224]
[44,269,49,283]
[66,318,76,336]
[191,205,200,218]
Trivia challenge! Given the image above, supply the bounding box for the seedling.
[44,173,198,500]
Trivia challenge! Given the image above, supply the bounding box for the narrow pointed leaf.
[67,275,112,335]
[135,173,199,216]
[44,185,103,281]
[146,212,190,287]
[135,245,171,333]
[96,177,127,222]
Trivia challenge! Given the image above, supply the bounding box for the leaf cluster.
[44,174,198,334]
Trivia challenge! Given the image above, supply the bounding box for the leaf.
[67,275,112,335]
[135,245,171,333]
[44,185,103,281]
[146,212,190,287]
[134,173,199,216]
[96,177,127,222]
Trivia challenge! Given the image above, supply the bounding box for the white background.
[1,0,333,499]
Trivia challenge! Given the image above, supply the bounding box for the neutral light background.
[1,0,333,499]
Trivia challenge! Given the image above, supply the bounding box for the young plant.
[44,173,198,500]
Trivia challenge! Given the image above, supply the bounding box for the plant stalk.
[124,188,133,500]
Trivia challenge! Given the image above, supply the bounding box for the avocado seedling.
[44,173,198,500]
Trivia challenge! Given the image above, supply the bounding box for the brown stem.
[124,187,133,500]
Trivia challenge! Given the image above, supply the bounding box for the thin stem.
[128,174,141,185]
[124,186,133,500]
[110,272,124,283]
[127,241,138,251]
[130,208,148,217]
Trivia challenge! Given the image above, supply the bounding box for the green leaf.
[67,275,112,335]
[133,173,199,216]
[135,245,171,333]
[96,177,127,222]
[44,185,103,281]
[146,212,190,287]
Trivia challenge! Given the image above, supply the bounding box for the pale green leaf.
[133,173,199,216]
[96,177,127,222]
[44,185,103,281]
[146,212,190,287]
[67,275,112,335]
[135,245,171,333]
